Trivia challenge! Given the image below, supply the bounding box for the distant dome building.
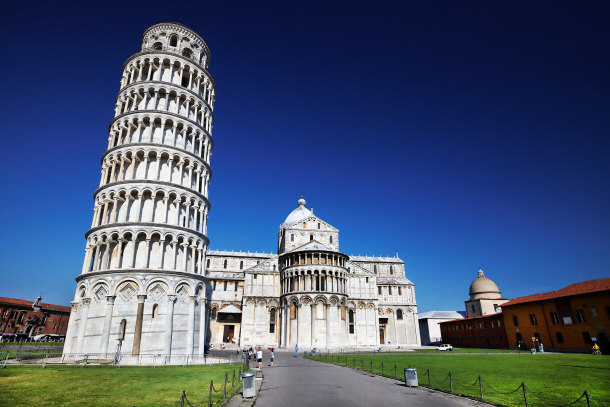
[465,269,507,317]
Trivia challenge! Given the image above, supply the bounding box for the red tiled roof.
[500,278,610,307]
[0,297,71,312]
[439,313,502,325]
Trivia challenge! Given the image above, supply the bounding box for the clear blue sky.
[0,1,608,312]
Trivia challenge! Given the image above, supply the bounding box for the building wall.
[0,299,70,337]
[440,314,508,349]
[501,291,610,353]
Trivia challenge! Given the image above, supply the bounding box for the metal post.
[224,373,227,398]
[585,391,591,407]
[232,370,235,389]
[427,369,430,387]
[449,371,453,394]
[394,364,397,378]
[479,376,483,400]
[208,380,213,407]
[522,382,528,407]
[381,362,384,376]
[180,391,185,407]
[370,360,372,372]
[361,359,363,370]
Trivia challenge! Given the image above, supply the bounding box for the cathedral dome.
[469,269,502,300]
[283,196,311,225]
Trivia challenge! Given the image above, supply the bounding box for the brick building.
[440,313,508,349]
[0,296,70,338]
[500,278,610,353]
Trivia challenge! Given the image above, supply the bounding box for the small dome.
[469,269,502,300]
[283,196,311,225]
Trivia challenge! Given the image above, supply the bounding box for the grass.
[0,363,242,406]
[308,353,610,407]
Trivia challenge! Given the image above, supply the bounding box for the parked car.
[437,344,453,351]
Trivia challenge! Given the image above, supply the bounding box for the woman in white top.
[257,348,263,369]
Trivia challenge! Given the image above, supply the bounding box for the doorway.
[379,328,385,344]
[223,325,235,343]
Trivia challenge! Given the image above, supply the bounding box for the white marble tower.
[64,23,215,359]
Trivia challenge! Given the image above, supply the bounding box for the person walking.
[257,348,263,369]
[295,344,299,358]
[269,349,274,367]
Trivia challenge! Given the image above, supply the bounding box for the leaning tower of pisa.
[63,23,214,361]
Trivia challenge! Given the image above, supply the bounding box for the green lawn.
[308,353,610,407]
[0,364,242,406]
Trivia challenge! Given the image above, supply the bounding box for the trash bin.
[404,368,418,387]
[312,347,317,356]
[242,371,256,398]
[530,348,536,355]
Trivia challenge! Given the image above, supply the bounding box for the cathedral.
[63,23,419,360]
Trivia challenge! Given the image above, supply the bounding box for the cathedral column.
[310,303,315,349]
[199,298,207,356]
[164,295,176,355]
[100,295,116,355]
[326,303,331,349]
[64,302,79,353]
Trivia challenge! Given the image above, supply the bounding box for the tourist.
[269,349,274,367]
[257,348,263,369]
[295,344,299,358]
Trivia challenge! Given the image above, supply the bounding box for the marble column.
[132,294,146,355]
[100,295,116,355]
[76,298,91,354]
[164,295,176,355]
[186,295,196,356]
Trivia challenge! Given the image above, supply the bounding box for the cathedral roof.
[282,196,312,225]
[288,240,336,254]
[418,311,466,320]
[349,255,403,263]
[377,277,413,285]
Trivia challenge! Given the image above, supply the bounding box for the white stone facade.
[64,23,214,358]
[207,198,421,350]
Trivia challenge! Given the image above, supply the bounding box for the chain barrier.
[524,384,593,407]
[175,368,242,407]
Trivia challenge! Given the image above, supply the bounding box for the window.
[169,34,178,47]
[512,316,519,327]
[591,307,598,318]
[373,265,377,274]
[18,311,25,323]
[317,223,320,229]
[398,287,402,295]
[223,259,227,269]
[576,309,586,323]
[253,273,257,279]
[206,259,210,268]
[550,312,559,324]
[330,235,333,244]
[388,287,392,295]
[152,304,159,318]
[378,287,382,295]
[397,309,403,320]
[310,234,314,241]
[269,309,276,333]
[484,321,488,328]
[530,314,538,326]
[223,281,227,291]
[182,48,192,58]
[491,320,495,328]
[478,322,482,328]
[390,266,393,275]
[118,319,127,340]
[234,282,238,291]
[239,261,243,270]
[213,280,217,289]
[290,234,294,242]
[582,331,592,344]
[365,277,369,283]
[556,332,564,343]
[210,308,217,320]
[153,42,163,50]
[41,315,48,324]
[497,319,501,327]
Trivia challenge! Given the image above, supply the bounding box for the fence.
[0,351,240,368]
[308,354,604,407]
[175,368,243,407]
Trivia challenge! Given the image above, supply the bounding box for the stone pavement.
[228,351,486,407]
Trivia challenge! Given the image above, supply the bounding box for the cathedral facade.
[207,197,420,350]
[64,23,419,359]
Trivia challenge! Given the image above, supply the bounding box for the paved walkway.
[254,352,485,407]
